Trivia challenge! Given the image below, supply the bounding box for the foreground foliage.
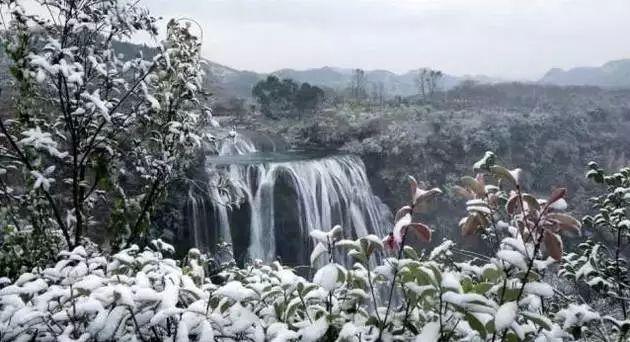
[0,0,210,254]
[1,154,629,341]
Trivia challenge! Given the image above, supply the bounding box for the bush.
[0,227,65,280]
[1,154,628,341]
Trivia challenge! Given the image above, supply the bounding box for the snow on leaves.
[1,0,211,249]
[19,127,68,159]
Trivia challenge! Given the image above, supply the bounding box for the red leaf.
[452,185,475,200]
[544,230,563,261]
[405,222,432,242]
[413,188,442,210]
[475,173,485,187]
[459,213,485,236]
[395,206,413,223]
[506,192,519,215]
[547,212,581,236]
[547,188,567,208]
[382,233,398,251]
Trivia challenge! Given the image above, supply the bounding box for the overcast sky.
[47,0,630,79]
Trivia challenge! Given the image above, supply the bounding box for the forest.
[1,1,630,341]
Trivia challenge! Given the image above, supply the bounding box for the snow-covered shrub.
[560,162,630,339]
[0,227,65,280]
[1,154,626,341]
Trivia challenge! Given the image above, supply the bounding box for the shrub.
[0,227,65,280]
[1,153,628,341]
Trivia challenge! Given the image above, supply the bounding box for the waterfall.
[185,134,392,265]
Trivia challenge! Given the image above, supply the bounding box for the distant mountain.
[206,64,473,100]
[202,60,264,99]
[272,67,464,97]
[539,59,630,88]
[0,40,508,100]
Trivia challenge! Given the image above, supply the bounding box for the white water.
[186,134,391,264]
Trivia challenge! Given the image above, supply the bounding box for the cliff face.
[237,83,630,246]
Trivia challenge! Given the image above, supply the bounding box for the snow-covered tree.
[0,0,209,249]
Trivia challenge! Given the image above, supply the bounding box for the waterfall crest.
[184,134,392,265]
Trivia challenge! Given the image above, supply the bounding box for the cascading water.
[184,133,392,266]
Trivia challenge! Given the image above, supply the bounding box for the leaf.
[313,263,340,291]
[586,169,604,184]
[404,321,419,335]
[459,213,486,236]
[309,230,329,244]
[394,206,412,222]
[336,239,360,250]
[403,246,418,259]
[473,151,496,172]
[360,235,383,250]
[507,193,539,215]
[465,313,487,338]
[409,175,418,202]
[348,249,366,263]
[546,187,567,208]
[521,312,552,330]
[413,188,442,210]
[467,205,492,215]
[544,230,563,261]
[495,301,517,331]
[546,212,581,235]
[405,222,432,242]
[452,185,475,200]
[471,282,493,294]
[490,165,521,187]
[359,235,382,257]
[310,242,327,264]
[522,194,541,212]
[329,225,343,241]
[460,176,485,197]
[506,192,519,215]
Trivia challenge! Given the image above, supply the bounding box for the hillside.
[539,59,630,88]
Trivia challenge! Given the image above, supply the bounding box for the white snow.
[214,281,256,302]
[299,316,329,342]
[414,321,440,342]
[495,301,518,331]
[313,263,340,291]
[524,282,554,297]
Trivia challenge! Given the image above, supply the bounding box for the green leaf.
[485,319,495,335]
[505,332,519,342]
[522,312,552,331]
[460,176,485,196]
[471,282,493,294]
[403,246,418,259]
[482,267,503,282]
[404,321,419,335]
[490,165,520,187]
[499,287,520,302]
[348,249,367,263]
[365,316,380,327]
[465,313,487,338]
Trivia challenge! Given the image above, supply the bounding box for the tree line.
[250,68,444,119]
